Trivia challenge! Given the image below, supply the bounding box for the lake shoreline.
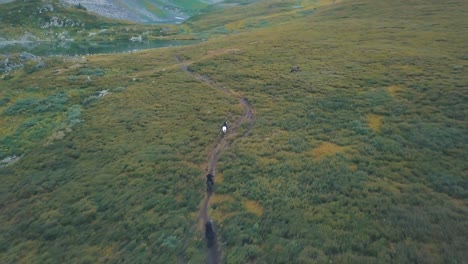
[0,39,202,57]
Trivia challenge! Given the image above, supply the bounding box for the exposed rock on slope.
[0,52,43,73]
[58,0,228,23]
[60,0,209,23]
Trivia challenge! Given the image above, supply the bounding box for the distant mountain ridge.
[60,0,224,23]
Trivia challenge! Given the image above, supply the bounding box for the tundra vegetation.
[0,0,467,263]
[0,0,186,41]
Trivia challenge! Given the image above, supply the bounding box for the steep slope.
[0,0,132,40]
[0,0,466,263]
[0,0,187,44]
[180,0,467,262]
[60,0,222,23]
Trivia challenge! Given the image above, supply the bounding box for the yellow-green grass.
[244,200,264,217]
[180,0,467,262]
[367,113,384,133]
[189,0,342,37]
[1,0,467,263]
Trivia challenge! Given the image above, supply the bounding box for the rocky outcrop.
[19,51,38,61]
[59,0,206,23]
[61,0,149,22]
[39,16,85,29]
[129,35,142,42]
[0,52,43,73]
[34,4,54,14]
[0,155,21,167]
[20,32,41,42]
[0,56,22,73]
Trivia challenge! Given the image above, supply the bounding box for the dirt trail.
[176,55,255,264]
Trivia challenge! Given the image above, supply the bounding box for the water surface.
[0,39,201,56]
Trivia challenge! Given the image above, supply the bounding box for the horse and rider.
[203,121,228,247]
[205,220,215,239]
[222,121,228,134]
[205,219,216,247]
[206,173,214,192]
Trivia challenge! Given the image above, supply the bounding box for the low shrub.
[0,96,10,106]
[81,95,99,106]
[112,86,127,93]
[4,97,39,115]
[78,68,105,76]
[67,105,82,126]
[4,92,68,115]
[35,92,68,113]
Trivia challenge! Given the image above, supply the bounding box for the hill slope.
[0,0,132,40]
[0,0,187,44]
[0,0,467,263]
[60,0,231,23]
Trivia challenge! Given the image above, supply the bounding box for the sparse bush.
[428,174,467,199]
[0,96,10,106]
[4,97,39,115]
[24,61,45,74]
[78,68,105,76]
[288,137,309,153]
[81,95,99,105]
[74,3,87,10]
[35,92,68,113]
[351,120,370,135]
[112,86,127,93]
[2,74,13,80]
[18,117,39,131]
[406,122,464,151]
[67,75,81,81]
[67,105,82,125]
[5,92,68,115]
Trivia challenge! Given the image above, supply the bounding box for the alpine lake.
[0,38,201,57]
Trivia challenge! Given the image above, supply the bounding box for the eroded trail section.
[176,55,255,264]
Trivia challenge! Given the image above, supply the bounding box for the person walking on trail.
[206,174,214,186]
[206,173,214,192]
[222,121,228,134]
[205,220,215,240]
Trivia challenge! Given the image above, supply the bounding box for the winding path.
[176,55,255,264]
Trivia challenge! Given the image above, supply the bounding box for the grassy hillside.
[61,0,212,23]
[187,0,332,37]
[1,0,467,263]
[0,0,181,41]
[182,0,467,262]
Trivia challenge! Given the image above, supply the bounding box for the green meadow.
[1,0,467,263]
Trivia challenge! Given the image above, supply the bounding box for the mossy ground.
[1,0,467,263]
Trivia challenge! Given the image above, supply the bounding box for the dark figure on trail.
[222,121,228,134]
[205,220,216,247]
[206,173,214,192]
